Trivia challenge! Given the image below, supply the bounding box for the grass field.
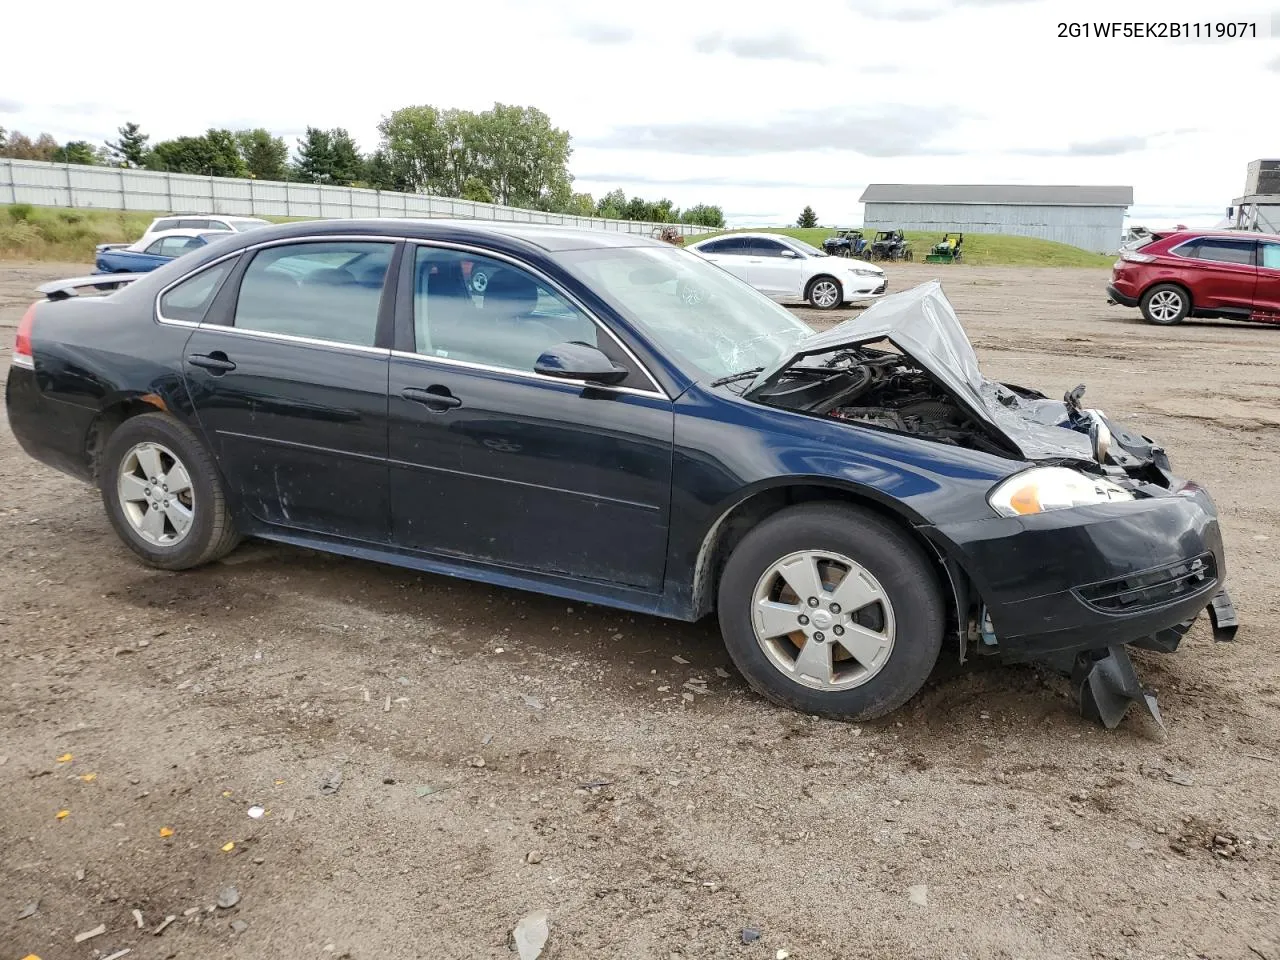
[683,227,1117,268]
[0,205,304,262]
[1,204,1116,268]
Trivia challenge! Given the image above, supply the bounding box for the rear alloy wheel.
[807,276,843,310]
[100,412,240,570]
[1140,284,1190,325]
[117,441,195,547]
[717,503,945,719]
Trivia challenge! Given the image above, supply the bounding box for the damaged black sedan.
[5,220,1237,728]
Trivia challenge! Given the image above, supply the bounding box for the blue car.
[94,229,226,275]
[7,220,1237,728]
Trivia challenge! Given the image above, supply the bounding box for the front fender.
[658,384,1024,618]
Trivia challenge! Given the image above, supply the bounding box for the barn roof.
[859,184,1134,207]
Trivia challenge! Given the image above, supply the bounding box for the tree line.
[0,106,725,228]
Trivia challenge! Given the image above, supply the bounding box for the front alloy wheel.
[752,550,895,691]
[716,503,945,720]
[808,277,842,310]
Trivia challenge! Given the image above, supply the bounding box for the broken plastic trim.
[1071,645,1164,732]
[1208,589,1239,642]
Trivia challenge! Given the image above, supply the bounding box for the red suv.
[1107,230,1280,326]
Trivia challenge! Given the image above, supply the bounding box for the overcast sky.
[3,0,1278,229]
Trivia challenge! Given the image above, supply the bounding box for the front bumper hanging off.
[1045,588,1239,730]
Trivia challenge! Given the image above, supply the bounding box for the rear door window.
[707,237,748,255]
[233,241,393,347]
[151,218,179,232]
[749,238,791,258]
[158,236,195,257]
[1192,238,1256,265]
[178,218,212,230]
[1260,243,1280,270]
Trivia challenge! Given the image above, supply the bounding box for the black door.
[387,245,674,591]
[180,239,397,541]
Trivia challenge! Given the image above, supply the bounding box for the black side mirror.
[535,342,630,386]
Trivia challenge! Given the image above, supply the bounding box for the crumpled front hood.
[747,280,1098,462]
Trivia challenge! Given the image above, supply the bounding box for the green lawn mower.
[925,233,964,264]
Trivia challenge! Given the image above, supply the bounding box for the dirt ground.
[2,259,1278,960]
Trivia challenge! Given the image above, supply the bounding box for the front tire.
[99,412,240,570]
[806,275,843,310]
[1139,284,1190,325]
[716,503,945,720]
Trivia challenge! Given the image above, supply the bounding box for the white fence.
[0,159,704,236]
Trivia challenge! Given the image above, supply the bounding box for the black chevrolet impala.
[5,219,1238,726]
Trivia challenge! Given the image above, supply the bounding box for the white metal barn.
[859,184,1133,254]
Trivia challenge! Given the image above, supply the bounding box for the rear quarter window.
[158,260,236,324]
[151,219,179,232]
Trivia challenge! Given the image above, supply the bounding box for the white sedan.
[686,232,887,310]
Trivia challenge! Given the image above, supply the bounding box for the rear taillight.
[1120,251,1156,264]
[13,302,36,369]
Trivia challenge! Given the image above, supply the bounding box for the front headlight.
[851,267,881,277]
[988,466,1134,517]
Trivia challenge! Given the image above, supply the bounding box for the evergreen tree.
[105,122,150,167]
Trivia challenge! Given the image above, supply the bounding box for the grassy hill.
[683,227,1116,268]
[0,205,306,262]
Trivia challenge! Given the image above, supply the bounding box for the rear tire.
[1139,284,1190,325]
[716,503,945,720]
[99,412,240,570]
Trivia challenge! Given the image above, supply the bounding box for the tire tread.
[716,502,944,720]
[99,412,240,570]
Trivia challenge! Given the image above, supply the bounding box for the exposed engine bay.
[750,347,1015,456]
[740,282,1174,481]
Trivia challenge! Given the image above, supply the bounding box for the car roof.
[1158,229,1280,242]
[691,232,778,241]
[144,228,227,239]
[152,214,268,222]
[205,217,672,252]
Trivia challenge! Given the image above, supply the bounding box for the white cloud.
[0,0,1276,226]
[570,22,633,44]
[693,30,828,63]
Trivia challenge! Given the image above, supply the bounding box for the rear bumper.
[1106,284,1139,307]
[923,480,1231,660]
[4,366,95,482]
